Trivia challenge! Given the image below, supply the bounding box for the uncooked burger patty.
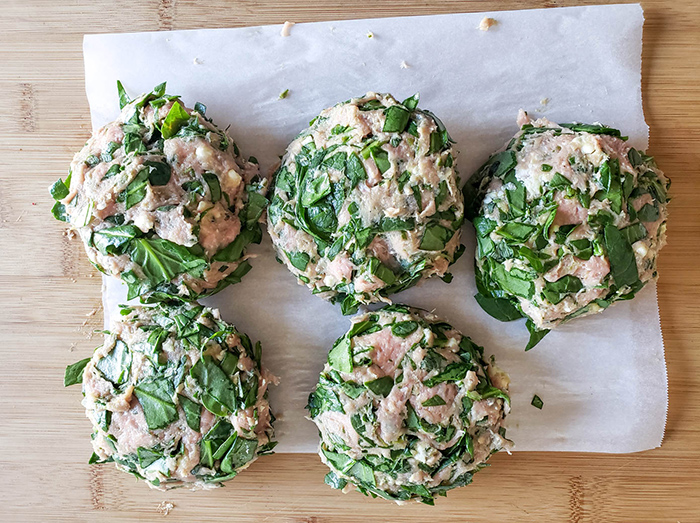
[464,111,670,348]
[50,82,267,301]
[268,93,464,314]
[65,302,277,490]
[307,305,511,504]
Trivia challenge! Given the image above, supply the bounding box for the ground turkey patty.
[50,83,267,301]
[68,302,277,489]
[307,305,511,504]
[464,111,670,346]
[268,93,464,314]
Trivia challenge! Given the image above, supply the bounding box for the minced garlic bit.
[400,60,410,69]
[281,21,295,37]
[478,17,497,31]
[192,57,202,65]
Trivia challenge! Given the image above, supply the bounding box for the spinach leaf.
[347,320,380,339]
[64,357,90,386]
[531,394,544,409]
[368,258,396,285]
[492,264,534,299]
[50,177,70,200]
[419,224,453,251]
[424,362,470,387]
[103,164,122,181]
[474,294,523,321]
[200,420,234,468]
[307,384,345,418]
[604,224,639,288]
[560,123,621,136]
[412,185,422,210]
[621,222,647,245]
[402,93,419,110]
[504,172,526,217]
[349,460,376,486]
[202,172,222,202]
[397,170,411,192]
[96,340,131,386]
[178,394,201,432]
[92,225,140,256]
[325,471,348,490]
[378,216,415,232]
[434,180,448,209]
[599,159,622,213]
[497,222,537,242]
[123,167,150,209]
[637,203,659,222]
[358,99,385,111]
[549,172,571,188]
[305,201,338,240]
[143,161,171,186]
[221,437,257,473]
[346,153,366,188]
[542,275,583,305]
[161,101,191,139]
[134,378,178,430]
[328,337,352,373]
[391,321,419,338]
[117,80,131,109]
[190,355,238,414]
[301,173,331,206]
[422,394,446,407]
[371,148,390,174]
[364,376,394,397]
[525,320,549,351]
[383,105,410,133]
[285,251,310,271]
[275,166,294,193]
[213,226,262,263]
[130,237,207,286]
[122,133,145,155]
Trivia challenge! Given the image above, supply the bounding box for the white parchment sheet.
[87,3,667,453]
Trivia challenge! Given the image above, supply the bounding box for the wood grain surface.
[1,1,699,521]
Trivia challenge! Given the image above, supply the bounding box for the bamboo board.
[1,1,699,521]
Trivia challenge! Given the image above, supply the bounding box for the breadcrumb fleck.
[157,501,175,516]
[400,61,410,69]
[281,21,295,37]
[193,58,202,65]
[479,17,498,31]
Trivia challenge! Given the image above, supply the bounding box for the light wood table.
[1,1,699,521]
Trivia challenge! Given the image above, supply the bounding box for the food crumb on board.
[15,211,26,222]
[280,21,295,37]
[366,31,374,38]
[531,394,544,409]
[193,57,202,65]
[400,60,410,69]
[479,17,498,31]
[279,89,290,100]
[157,501,175,516]
[68,342,76,353]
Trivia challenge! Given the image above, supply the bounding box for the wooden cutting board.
[1,1,699,521]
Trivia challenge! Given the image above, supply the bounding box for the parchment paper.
[86,3,667,453]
